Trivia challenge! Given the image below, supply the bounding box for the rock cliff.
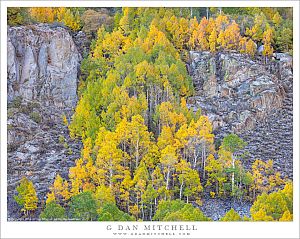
[7,25,82,220]
[7,24,80,109]
[188,51,293,178]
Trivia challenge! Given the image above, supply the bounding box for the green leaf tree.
[69,191,98,221]
[220,208,242,221]
[221,134,247,194]
[40,201,66,220]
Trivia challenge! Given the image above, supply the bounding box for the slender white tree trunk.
[166,168,170,190]
[231,153,235,193]
[180,181,184,200]
[203,144,206,178]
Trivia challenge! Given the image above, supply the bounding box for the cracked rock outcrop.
[187,51,293,178]
[7,24,81,110]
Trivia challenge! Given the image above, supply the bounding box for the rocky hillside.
[187,51,293,178]
[6,24,293,221]
[7,25,83,220]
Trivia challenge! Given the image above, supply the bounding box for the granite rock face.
[7,24,81,110]
[7,25,82,220]
[188,51,293,178]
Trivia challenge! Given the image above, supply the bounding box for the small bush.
[30,112,42,123]
[58,135,65,144]
[9,96,22,108]
[26,101,40,111]
[67,148,73,155]
[20,104,33,115]
[7,108,17,118]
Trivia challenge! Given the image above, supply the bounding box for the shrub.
[30,111,42,123]
[58,135,65,144]
[9,96,22,108]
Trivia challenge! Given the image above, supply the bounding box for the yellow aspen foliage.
[132,162,149,201]
[157,126,174,150]
[95,137,123,188]
[177,18,190,50]
[245,38,257,57]
[251,182,293,221]
[221,208,242,221]
[62,114,68,126]
[165,15,178,36]
[119,7,135,35]
[205,154,225,196]
[14,177,38,214]
[69,158,89,196]
[174,123,189,150]
[24,182,38,213]
[197,17,209,51]
[279,210,293,221]
[129,204,139,220]
[262,27,274,57]
[50,174,71,201]
[152,166,165,197]
[55,7,66,22]
[94,185,116,208]
[188,30,198,50]
[161,145,178,192]
[102,30,127,57]
[261,7,276,20]
[188,17,199,50]
[223,20,241,50]
[209,28,218,53]
[206,18,216,36]
[217,30,225,50]
[29,7,55,23]
[143,24,178,58]
[141,144,160,170]
[189,16,199,32]
[119,171,132,210]
[272,11,282,27]
[46,192,56,204]
[250,159,283,200]
[215,14,229,33]
[71,10,81,31]
[62,9,82,31]
[195,115,214,145]
[176,160,203,203]
[239,37,247,54]
[252,208,274,221]
[217,147,232,168]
